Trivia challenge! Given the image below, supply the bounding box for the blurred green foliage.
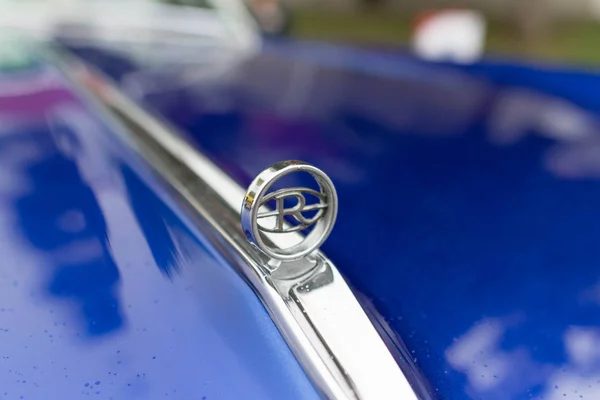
[291,9,600,67]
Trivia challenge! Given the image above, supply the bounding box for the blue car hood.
[0,43,318,400]
[72,40,600,399]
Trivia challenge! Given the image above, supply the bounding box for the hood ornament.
[241,160,338,263]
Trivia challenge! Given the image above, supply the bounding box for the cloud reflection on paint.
[487,88,597,146]
[447,319,600,399]
[545,138,600,180]
[446,317,550,399]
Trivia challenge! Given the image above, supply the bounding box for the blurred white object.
[411,9,486,64]
[587,0,600,19]
[0,0,260,55]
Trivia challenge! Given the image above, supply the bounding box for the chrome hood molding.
[58,51,418,400]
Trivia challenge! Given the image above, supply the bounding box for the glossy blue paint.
[69,40,600,399]
[0,45,320,400]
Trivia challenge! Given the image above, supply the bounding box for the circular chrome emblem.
[241,160,338,261]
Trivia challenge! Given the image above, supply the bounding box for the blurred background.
[272,0,600,66]
[132,0,600,67]
[4,0,600,66]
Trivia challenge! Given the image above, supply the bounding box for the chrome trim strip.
[57,52,418,400]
